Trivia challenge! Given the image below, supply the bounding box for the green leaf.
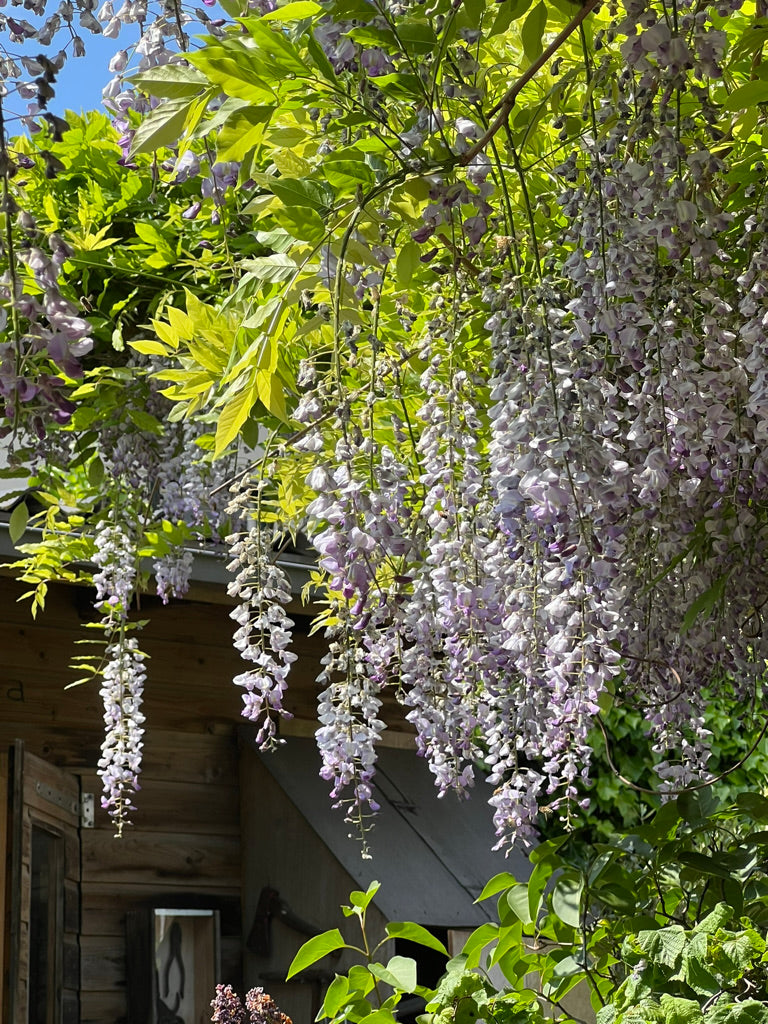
[131,63,207,98]
[188,47,276,103]
[130,96,198,155]
[358,1012,399,1024]
[459,922,498,967]
[385,922,448,956]
[396,18,437,54]
[678,852,733,880]
[214,376,257,456]
[723,80,768,112]
[521,1,547,63]
[527,859,554,923]
[636,926,686,970]
[253,173,330,211]
[348,880,381,912]
[87,458,105,488]
[490,0,532,35]
[707,1001,768,1024]
[323,149,375,191]
[243,18,309,75]
[529,833,570,864]
[506,884,532,925]
[658,994,703,1024]
[735,792,768,823]
[262,0,322,18]
[320,975,349,1018]
[279,205,326,242]
[475,871,519,902]
[396,241,420,286]
[9,501,29,545]
[552,875,583,928]
[693,903,732,934]
[680,572,728,632]
[307,30,337,81]
[241,253,298,282]
[369,955,417,993]
[286,928,348,979]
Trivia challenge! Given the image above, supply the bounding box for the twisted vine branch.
[460,0,603,166]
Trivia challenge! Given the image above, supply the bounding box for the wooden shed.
[0,531,525,1024]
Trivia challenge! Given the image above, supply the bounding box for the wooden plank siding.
[0,577,274,1023]
[0,574,416,1023]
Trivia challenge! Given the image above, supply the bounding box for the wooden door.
[5,740,81,1024]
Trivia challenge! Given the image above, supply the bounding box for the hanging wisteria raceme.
[213,0,768,850]
[91,518,145,834]
[226,479,298,749]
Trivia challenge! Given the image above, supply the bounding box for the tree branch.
[459,0,603,166]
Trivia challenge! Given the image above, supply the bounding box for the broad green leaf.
[395,18,436,54]
[490,0,532,34]
[128,409,163,434]
[324,149,375,191]
[279,205,326,242]
[369,955,417,993]
[306,30,337,80]
[256,369,288,422]
[386,922,448,956]
[241,254,298,283]
[475,871,518,902]
[348,880,381,911]
[736,792,768,823]
[273,149,313,178]
[657,995,703,1024]
[678,852,733,880]
[253,173,330,210]
[262,0,322,18]
[188,48,276,103]
[521,1,547,63]
[130,340,172,356]
[9,501,29,545]
[636,926,686,970]
[320,975,349,1018]
[214,376,258,456]
[358,1012,399,1024]
[286,928,348,979]
[707,1001,768,1024]
[132,64,207,98]
[527,859,554,923]
[460,922,498,967]
[243,19,309,75]
[506,884,532,925]
[723,80,768,112]
[552,875,583,928]
[130,96,198,154]
[396,241,419,286]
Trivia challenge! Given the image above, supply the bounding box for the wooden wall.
[239,746,390,1024]
[0,575,330,1024]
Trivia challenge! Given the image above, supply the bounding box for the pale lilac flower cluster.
[155,548,194,604]
[97,634,146,836]
[226,485,297,748]
[92,521,137,616]
[245,0,768,851]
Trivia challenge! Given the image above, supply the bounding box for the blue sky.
[7,15,217,124]
[47,34,124,118]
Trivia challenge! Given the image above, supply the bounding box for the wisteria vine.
[4,0,768,849]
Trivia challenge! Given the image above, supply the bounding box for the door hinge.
[80,793,95,829]
[35,781,79,816]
